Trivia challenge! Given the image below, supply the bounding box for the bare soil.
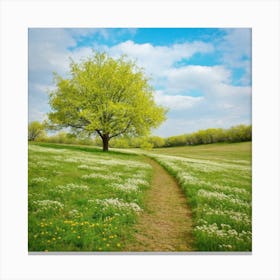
[124,157,195,252]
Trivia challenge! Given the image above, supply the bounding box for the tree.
[28,121,45,141]
[47,52,167,151]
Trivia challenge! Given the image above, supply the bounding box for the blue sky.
[28,28,251,137]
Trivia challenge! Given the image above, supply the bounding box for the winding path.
[125,157,194,252]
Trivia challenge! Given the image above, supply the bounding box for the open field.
[149,142,252,251]
[150,142,251,163]
[28,141,252,252]
[28,143,152,252]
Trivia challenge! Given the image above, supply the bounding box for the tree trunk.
[102,134,109,152]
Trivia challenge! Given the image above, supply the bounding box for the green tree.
[28,121,45,141]
[47,52,166,151]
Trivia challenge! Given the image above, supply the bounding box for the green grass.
[29,141,252,252]
[151,142,251,163]
[28,143,152,252]
[148,142,252,251]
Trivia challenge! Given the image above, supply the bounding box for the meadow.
[28,141,252,252]
[28,143,152,252]
[149,142,252,251]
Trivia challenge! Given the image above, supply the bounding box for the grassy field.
[28,141,252,252]
[28,143,152,252]
[149,142,252,251]
[151,142,251,163]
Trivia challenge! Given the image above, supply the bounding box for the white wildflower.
[33,200,64,212]
[30,177,49,184]
[55,183,89,193]
[89,198,142,212]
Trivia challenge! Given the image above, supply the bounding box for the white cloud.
[219,28,252,85]
[154,91,204,110]
[28,29,75,73]
[164,65,231,95]
[106,40,214,77]
[221,29,251,64]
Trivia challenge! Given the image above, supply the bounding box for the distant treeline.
[31,123,251,149]
[110,124,252,149]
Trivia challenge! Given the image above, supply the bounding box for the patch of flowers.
[33,200,64,212]
[68,209,81,218]
[55,183,89,193]
[194,222,252,251]
[89,198,142,213]
[82,173,121,181]
[78,164,105,171]
[31,177,49,184]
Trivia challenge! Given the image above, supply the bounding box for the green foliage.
[227,124,252,142]
[47,51,167,151]
[39,131,95,146]
[139,140,154,150]
[28,121,45,141]
[164,125,252,147]
[109,137,130,148]
[106,124,251,149]
[148,136,166,148]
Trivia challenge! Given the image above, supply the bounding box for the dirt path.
[125,157,194,252]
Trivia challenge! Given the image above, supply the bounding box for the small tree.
[28,121,45,141]
[47,52,167,151]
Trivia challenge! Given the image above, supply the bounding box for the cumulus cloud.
[219,28,252,85]
[106,40,214,77]
[164,65,231,95]
[154,91,204,110]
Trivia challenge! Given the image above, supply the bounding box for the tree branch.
[109,121,132,139]
[95,129,103,139]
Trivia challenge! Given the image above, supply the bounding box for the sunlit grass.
[148,142,252,251]
[28,143,152,252]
